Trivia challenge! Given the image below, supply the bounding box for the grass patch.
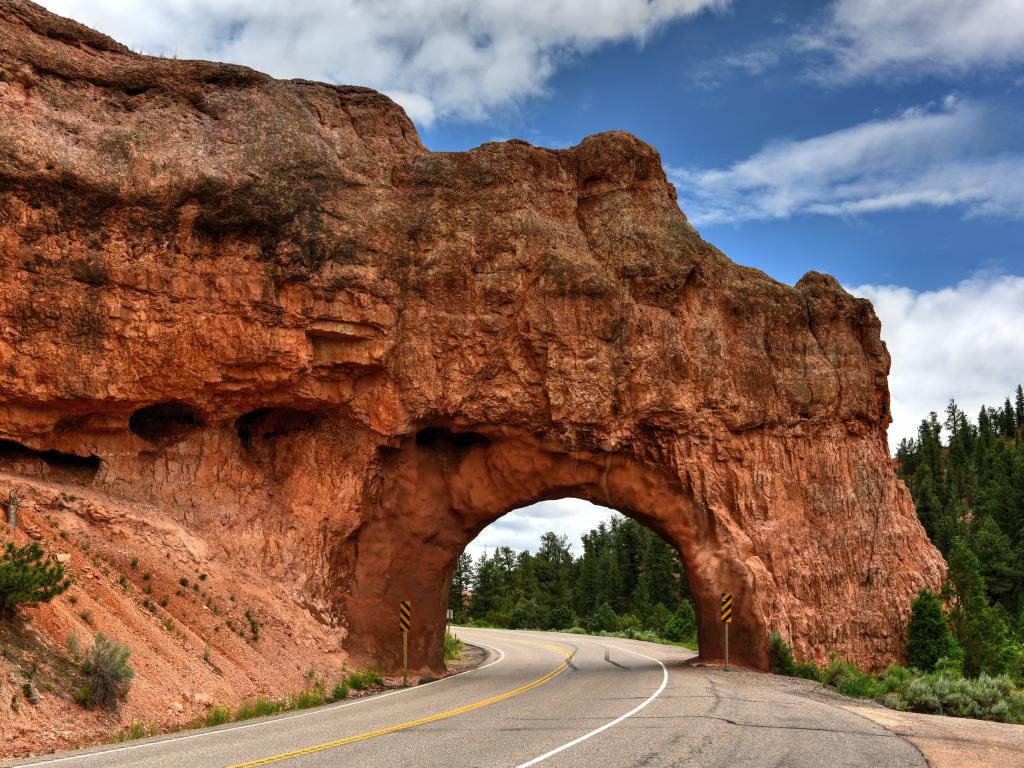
[444,631,463,662]
[205,705,232,727]
[235,697,282,721]
[332,681,350,701]
[346,668,382,691]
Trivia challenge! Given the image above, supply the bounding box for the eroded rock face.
[0,0,944,673]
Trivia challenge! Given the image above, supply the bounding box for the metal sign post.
[399,599,412,685]
[720,593,733,671]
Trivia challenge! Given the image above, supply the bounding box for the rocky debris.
[0,0,943,690]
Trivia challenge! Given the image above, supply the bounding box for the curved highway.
[7,628,926,768]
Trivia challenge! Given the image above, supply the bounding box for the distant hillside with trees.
[448,516,696,643]
[895,384,1024,678]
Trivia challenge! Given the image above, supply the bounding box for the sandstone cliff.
[0,0,945,753]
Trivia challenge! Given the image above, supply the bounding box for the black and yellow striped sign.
[720,593,733,623]
[399,600,412,633]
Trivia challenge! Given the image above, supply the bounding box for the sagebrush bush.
[75,633,135,710]
[903,673,1024,723]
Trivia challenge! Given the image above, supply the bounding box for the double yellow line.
[227,638,572,767]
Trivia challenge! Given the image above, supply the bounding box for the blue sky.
[42,0,1024,556]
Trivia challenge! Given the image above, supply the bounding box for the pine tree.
[0,541,72,619]
[448,552,474,622]
[1015,385,1024,431]
[905,589,959,671]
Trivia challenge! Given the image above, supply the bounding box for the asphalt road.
[7,628,926,768]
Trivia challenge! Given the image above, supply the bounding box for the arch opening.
[448,498,699,649]
[335,425,767,676]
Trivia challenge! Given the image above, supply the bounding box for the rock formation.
[0,0,944,677]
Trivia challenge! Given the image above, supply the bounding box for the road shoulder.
[841,703,1024,768]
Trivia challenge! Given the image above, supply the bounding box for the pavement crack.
[675,713,905,738]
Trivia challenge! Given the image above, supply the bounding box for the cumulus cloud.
[800,0,1024,82]
[850,274,1024,452]
[465,498,615,560]
[669,98,1024,226]
[40,0,727,125]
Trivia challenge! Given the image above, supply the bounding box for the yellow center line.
[225,638,573,768]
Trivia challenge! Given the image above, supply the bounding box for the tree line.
[448,516,697,642]
[896,384,1024,678]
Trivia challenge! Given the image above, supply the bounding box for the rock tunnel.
[0,0,946,678]
[346,425,765,672]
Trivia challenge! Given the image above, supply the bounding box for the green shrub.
[509,598,544,630]
[566,626,587,634]
[127,720,145,740]
[244,609,260,641]
[818,655,853,685]
[902,673,1024,723]
[546,605,574,630]
[769,632,796,675]
[0,541,72,618]
[347,668,382,691]
[291,683,325,710]
[880,664,915,695]
[646,603,672,633]
[235,697,281,721]
[631,629,661,643]
[205,705,232,727]
[331,682,349,701]
[75,633,135,710]
[618,613,643,637]
[835,669,883,699]
[792,661,821,680]
[590,602,620,634]
[906,589,959,672]
[662,600,696,643]
[443,631,462,662]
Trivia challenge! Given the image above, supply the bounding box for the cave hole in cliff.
[235,407,321,448]
[448,497,695,643]
[0,439,100,482]
[128,401,203,445]
[415,426,489,451]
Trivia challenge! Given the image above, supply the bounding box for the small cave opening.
[415,427,490,451]
[0,439,100,481]
[129,401,203,445]
[235,407,320,449]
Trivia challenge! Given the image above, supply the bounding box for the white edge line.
[514,641,669,768]
[12,636,507,768]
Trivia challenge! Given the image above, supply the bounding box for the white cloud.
[850,274,1024,452]
[39,0,727,126]
[801,0,1024,82]
[465,498,615,560]
[669,98,1024,226]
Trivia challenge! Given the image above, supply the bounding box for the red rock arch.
[0,0,945,677]
[342,427,765,672]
